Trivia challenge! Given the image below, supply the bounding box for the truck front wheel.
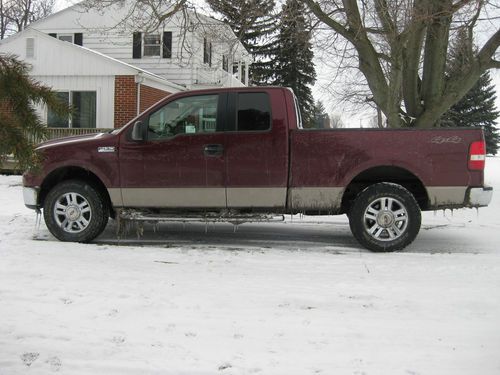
[348,183,421,252]
[43,180,109,242]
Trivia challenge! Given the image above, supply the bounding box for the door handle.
[203,144,224,157]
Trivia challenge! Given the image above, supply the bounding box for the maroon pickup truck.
[23,87,492,252]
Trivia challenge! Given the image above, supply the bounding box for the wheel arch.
[39,166,114,218]
[341,165,429,213]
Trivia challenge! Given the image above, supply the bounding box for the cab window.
[236,92,271,131]
[148,94,218,140]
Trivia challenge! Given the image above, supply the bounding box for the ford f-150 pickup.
[23,87,493,252]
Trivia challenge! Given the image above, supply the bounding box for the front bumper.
[467,186,493,207]
[23,187,39,210]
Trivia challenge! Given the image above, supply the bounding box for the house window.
[48,33,83,46]
[203,38,212,66]
[47,91,96,128]
[47,92,70,128]
[133,32,172,59]
[144,33,161,56]
[58,34,73,43]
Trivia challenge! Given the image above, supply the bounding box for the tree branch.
[374,0,396,37]
[303,0,354,42]
[477,27,500,68]
[487,59,500,69]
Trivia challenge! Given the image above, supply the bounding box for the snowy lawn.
[1,159,500,375]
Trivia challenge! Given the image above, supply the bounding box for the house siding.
[28,4,250,88]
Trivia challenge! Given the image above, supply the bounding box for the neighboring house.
[0,28,183,130]
[0,1,251,135]
[28,1,252,89]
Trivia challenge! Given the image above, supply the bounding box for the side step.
[118,209,285,225]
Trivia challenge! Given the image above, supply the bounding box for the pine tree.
[312,100,329,129]
[443,72,500,155]
[274,0,316,127]
[442,29,500,155]
[206,0,278,85]
[0,54,68,169]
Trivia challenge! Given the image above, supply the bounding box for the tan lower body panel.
[288,187,344,211]
[426,186,467,207]
[110,187,344,210]
[226,187,286,207]
[108,188,122,207]
[110,186,469,210]
[116,188,226,208]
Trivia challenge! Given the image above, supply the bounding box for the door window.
[148,95,219,140]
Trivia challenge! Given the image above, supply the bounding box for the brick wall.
[114,76,137,129]
[140,85,171,113]
[114,76,172,128]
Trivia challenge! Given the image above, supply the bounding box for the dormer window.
[48,33,83,46]
[58,34,73,43]
[143,34,161,56]
[133,32,172,59]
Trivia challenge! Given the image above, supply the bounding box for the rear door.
[224,90,289,209]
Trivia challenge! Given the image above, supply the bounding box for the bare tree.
[305,0,500,128]
[329,112,345,128]
[1,0,12,39]
[78,0,246,64]
[0,0,55,39]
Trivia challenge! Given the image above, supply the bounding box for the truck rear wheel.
[43,180,109,242]
[348,183,421,252]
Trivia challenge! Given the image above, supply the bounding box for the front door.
[119,93,227,208]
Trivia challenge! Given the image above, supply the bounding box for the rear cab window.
[232,92,271,132]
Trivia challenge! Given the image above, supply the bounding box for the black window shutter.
[74,33,83,46]
[49,33,57,38]
[209,42,212,67]
[133,32,142,59]
[162,31,172,58]
[203,38,208,64]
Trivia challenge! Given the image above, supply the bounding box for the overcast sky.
[54,0,499,126]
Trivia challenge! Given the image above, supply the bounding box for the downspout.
[135,73,144,116]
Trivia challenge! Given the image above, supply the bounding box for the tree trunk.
[420,0,452,117]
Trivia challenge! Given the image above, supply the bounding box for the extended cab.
[23,87,493,251]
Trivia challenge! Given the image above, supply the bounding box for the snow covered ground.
[1,159,500,375]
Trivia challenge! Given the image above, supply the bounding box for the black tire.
[348,182,421,252]
[43,180,109,242]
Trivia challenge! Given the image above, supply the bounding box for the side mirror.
[131,120,146,141]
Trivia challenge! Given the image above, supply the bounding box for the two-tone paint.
[23,87,491,215]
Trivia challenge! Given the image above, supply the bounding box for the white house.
[28,1,252,88]
[0,28,184,130]
[0,1,251,132]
